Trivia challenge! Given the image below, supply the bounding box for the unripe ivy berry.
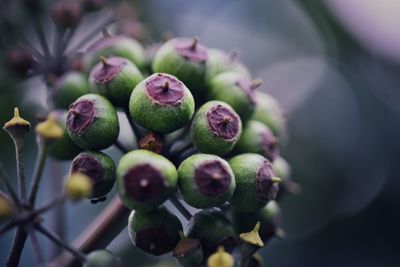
[84,34,145,71]
[191,101,242,156]
[208,72,261,122]
[173,234,203,267]
[84,250,121,267]
[229,154,280,212]
[90,57,143,107]
[186,210,238,256]
[66,94,119,150]
[83,0,107,12]
[178,154,235,208]
[205,49,250,82]
[128,206,182,256]
[235,120,279,162]
[48,110,82,160]
[129,73,195,134]
[273,156,301,198]
[116,150,177,211]
[207,246,234,267]
[5,47,34,76]
[252,92,285,137]
[233,201,283,243]
[152,37,208,98]
[50,71,90,110]
[71,151,116,199]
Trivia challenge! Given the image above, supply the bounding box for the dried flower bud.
[36,113,64,141]
[173,233,203,267]
[3,108,31,145]
[65,172,92,201]
[239,222,264,260]
[138,132,164,154]
[207,247,234,267]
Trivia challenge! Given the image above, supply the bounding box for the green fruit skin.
[116,150,178,211]
[252,91,285,137]
[128,206,183,254]
[229,153,273,212]
[191,101,242,156]
[71,151,116,198]
[175,247,203,267]
[84,36,145,71]
[84,250,120,267]
[234,120,276,158]
[152,38,208,99]
[48,111,82,160]
[233,201,282,243]
[52,71,90,109]
[178,154,235,208]
[67,94,119,150]
[90,57,143,107]
[185,210,238,255]
[208,71,255,122]
[129,73,195,134]
[205,48,251,83]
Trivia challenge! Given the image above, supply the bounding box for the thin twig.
[5,227,28,267]
[28,138,48,205]
[35,224,87,262]
[169,195,192,221]
[0,161,21,207]
[32,16,51,59]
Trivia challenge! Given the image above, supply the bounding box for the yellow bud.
[65,173,92,200]
[0,196,13,221]
[35,113,64,140]
[3,107,31,139]
[207,246,234,267]
[240,221,264,247]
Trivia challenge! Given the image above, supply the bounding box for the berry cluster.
[42,33,298,266]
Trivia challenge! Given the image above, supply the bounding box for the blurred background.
[1,0,400,266]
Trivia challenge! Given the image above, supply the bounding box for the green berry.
[191,101,242,156]
[234,120,279,161]
[233,201,282,243]
[90,56,143,107]
[186,210,238,256]
[273,156,300,197]
[173,236,203,267]
[128,206,182,256]
[152,37,208,98]
[129,73,195,134]
[66,94,119,150]
[205,48,250,82]
[50,71,90,109]
[116,150,177,211]
[208,72,260,122]
[48,110,82,160]
[252,92,285,137]
[71,151,116,199]
[84,250,121,267]
[84,34,145,71]
[178,154,235,208]
[229,154,279,212]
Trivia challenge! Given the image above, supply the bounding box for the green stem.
[114,140,129,154]
[35,224,87,262]
[0,161,21,207]
[170,195,192,221]
[28,138,48,205]
[15,141,27,202]
[5,227,28,267]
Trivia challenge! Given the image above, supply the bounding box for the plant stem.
[123,107,143,141]
[114,140,129,154]
[28,138,48,205]
[170,195,192,221]
[0,220,18,236]
[27,227,44,265]
[32,16,51,59]
[15,141,27,202]
[0,161,21,207]
[50,196,129,267]
[35,224,87,262]
[5,227,28,267]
